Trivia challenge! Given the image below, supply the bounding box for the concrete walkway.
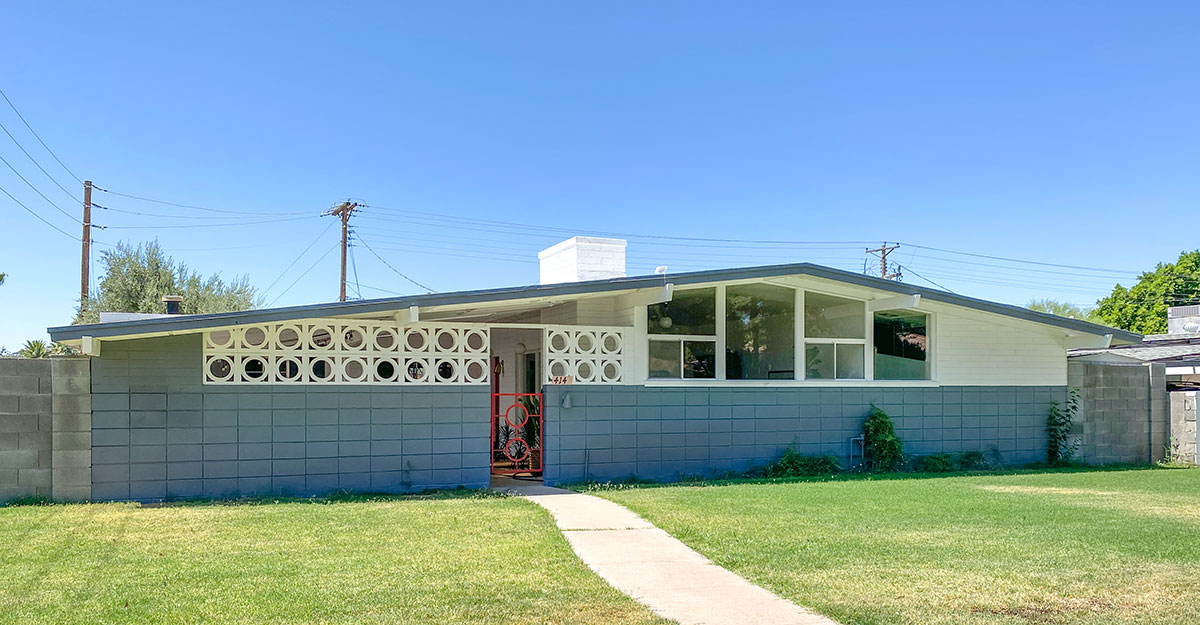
[492,478,839,625]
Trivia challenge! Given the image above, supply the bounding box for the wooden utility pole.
[326,201,359,302]
[81,180,92,304]
[866,242,902,280]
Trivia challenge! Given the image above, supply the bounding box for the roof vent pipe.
[162,295,184,315]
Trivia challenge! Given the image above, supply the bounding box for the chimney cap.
[161,295,183,303]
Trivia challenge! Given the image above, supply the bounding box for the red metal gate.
[491,393,543,476]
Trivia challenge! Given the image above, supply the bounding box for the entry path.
[492,479,840,625]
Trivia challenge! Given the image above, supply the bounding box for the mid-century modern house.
[45,237,1139,501]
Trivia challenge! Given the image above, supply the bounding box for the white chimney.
[538,237,627,284]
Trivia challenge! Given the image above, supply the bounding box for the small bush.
[956,450,986,470]
[764,448,841,478]
[1047,388,1080,464]
[862,404,904,472]
[916,453,955,473]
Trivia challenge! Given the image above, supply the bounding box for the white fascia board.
[627,283,674,306]
[868,294,921,312]
[1064,333,1114,350]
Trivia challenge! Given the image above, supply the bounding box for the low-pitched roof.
[48,262,1141,343]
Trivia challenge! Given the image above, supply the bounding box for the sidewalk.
[492,478,840,625]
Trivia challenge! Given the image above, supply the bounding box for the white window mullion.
[865,308,875,381]
[715,284,726,381]
[795,288,804,380]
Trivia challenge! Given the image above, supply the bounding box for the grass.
[0,491,670,625]
[593,467,1200,625]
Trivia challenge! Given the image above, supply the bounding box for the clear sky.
[1,2,1198,351]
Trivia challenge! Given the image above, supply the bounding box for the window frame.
[799,288,869,381]
[641,282,935,384]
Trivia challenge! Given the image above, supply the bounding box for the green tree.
[0,273,6,285]
[1026,299,1103,324]
[1094,250,1200,334]
[74,241,260,324]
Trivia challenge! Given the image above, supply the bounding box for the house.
[1069,307,1200,464]
[41,236,1140,501]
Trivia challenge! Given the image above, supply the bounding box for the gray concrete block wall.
[1069,362,1169,464]
[1168,391,1197,464]
[541,385,1063,484]
[91,335,489,501]
[0,357,91,501]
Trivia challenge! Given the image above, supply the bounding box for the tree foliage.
[16,340,75,358]
[1094,250,1200,334]
[74,241,260,324]
[1026,299,1102,324]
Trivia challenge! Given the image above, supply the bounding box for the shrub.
[1047,388,1080,464]
[916,453,955,473]
[862,404,904,472]
[764,448,841,478]
[955,450,986,470]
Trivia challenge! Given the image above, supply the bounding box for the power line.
[92,186,314,217]
[268,242,340,307]
[355,236,434,293]
[899,264,955,293]
[0,87,82,185]
[0,118,78,202]
[0,181,76,239]
[100,214,319,230]
[0,152,79,223]
[349,229,362,300]
[260,221,337,298]
[92,202,287,221]
[363,203,1136,275]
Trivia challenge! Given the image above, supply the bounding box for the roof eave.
[47,262,1142,344]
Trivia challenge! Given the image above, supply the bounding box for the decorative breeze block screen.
[544,326,626,384]
[203,320,490,385]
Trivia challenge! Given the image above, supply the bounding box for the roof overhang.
[48,262,1143,344]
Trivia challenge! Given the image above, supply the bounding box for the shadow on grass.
[565,463,1189,493]
[0,486,507,509]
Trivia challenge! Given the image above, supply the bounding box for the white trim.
[868,294,921,312]
[715,284,727,381]
[643,379,941,388]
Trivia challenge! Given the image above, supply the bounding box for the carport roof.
[48,262,1142,343]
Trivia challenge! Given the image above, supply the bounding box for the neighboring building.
[43,237,1138,501]
[1070,307,1200,464]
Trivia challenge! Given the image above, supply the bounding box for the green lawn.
[0,492,670,625]
[594,468,1200,625]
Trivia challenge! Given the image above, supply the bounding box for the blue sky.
[1,2,1198,351]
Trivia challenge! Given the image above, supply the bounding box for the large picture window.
[644,283,930,383]
[647,287,716,335]
[803,292,865,379]
[726,284,794,379]
[874,311,929,380]
[647,288,717,379]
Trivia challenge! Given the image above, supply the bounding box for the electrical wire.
[0,118,78,202]
[355,236,434,293]
[0,152,79,223]
[0,87,82,185]
[92,186,314,217]
[362,203,1137,275]
[0,181,76,239]
[268,242,340,307]
[100,214,319,230]
[260,221,338,298]
[349,230,362,300]
[899,264,955,293]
